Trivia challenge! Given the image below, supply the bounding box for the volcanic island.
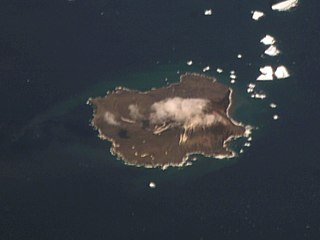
[88,73,247,169]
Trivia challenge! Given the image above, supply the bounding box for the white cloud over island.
[104,111,120,126]
[149,97,223,129]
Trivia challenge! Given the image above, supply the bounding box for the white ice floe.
[230,79,236,84]
[272,0,299,12]
[274,65,290,79]
[187,60,193,66]
[216,68,223,73]
[237,54,243,59]
[247,137,252,142]
[204,9,212,16]
[270,103,277,108]
[260,35,276,45]
[239,149,244,154]
[252,11,265,21]
[247,88,254,93]
[248,83,256,89]
[254,93,267,99]
[244,142,251,147]
[273,114,279,120]
[149,182,156,188]
[202,66,210,72]
[257,66,274,81]
[230,74,236,79]
[264,45,280,56]
[247,83,255,93]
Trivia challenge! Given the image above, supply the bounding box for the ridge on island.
[88,73,247,169]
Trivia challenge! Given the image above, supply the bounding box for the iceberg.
[270,103,277,108]
[257,66,274,81]
[274,65,290,79]
[252,11,265,21]
[202,66,210,72]
[260,35,276,45]
[187,60,193,66]
[216,68,223,73]
[204,9,212,16]
[272,0,299,12]
[264,45,280,56]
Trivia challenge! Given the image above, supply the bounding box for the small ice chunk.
[244,142,251,147]
[216,68,223,73]
[149,182,156,188]
[230,79,236,84]
[274,65,290,79]
[254,93,267,99]
[257,66,274,81]
[230,70,235,74]
[270,103,277,108]
[187,60,193,66]
[204,9,212,16]
[248,137,252,141]
[272,0,299,11]
[273,115,279,120]
[230,74,236,79]
[237,54,243,59]
[264,45,280,56]
[203,66,210,72]
[247,88,254,93]
[239,149,244,154]
[248,83,256,89]
[252,11,265,21]
[260,35,276,45]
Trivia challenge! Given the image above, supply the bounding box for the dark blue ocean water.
[1,0,320,239]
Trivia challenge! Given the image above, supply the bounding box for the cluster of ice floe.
[257,65,290,81]
[251,0,299,21]
[260,34,281,57]
[229,70,237,84]
[184,2,299,156]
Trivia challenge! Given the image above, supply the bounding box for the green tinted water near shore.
[22,62,282,187]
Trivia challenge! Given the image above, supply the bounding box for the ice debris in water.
[149,182,156,188]
[273,115,279,120]
[272,0,299,12]
[252,11,265,21]
[260,35,276,45]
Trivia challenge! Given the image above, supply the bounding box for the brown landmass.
[88,73,246,169]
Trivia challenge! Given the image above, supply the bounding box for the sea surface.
[1,0,320,239]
